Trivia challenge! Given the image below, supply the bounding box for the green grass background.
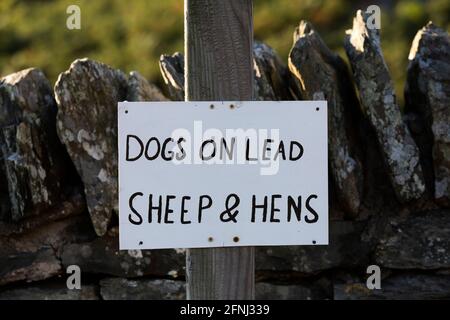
[0,0,449,104]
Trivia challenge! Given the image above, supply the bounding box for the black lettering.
[126,135,144,161]
[145,137,161,160]
[270,194,281,223]
[200,139,216,160]
[161,138,174,161]
[148,194,163,223]
[198,195,212,223]
[220,194,240,223]
[220,137,236,160]
[164,195,176,224]
[176,137,186,161]
[290,141,304,161]
[251,195,268,222]
[262,139,273,161]
[180,196,191,224]
[274,141,286,161]
[287,196,302,222]
[246,139,258,161]
[305,194,319,223]
[128,192,143,225]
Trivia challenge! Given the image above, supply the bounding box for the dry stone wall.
[0,15,449,299]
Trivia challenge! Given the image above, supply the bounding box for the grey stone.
[159,52,185,101]
[405,22,450,205]
[66,222,367,278]
[99,278,330,300]
[288,21,363,216]
[160,42,301,102]
[0,193,86,237]
[0,283,99,300]
[345,10,425,203]
[55,58,128,236]
[61,228,185,278]
[0,151,9,220]
[253,41,297,100]
[0,215,95,285]
[0,247,60,286]
[256,221,370,273]
[375,209,450,269]
[256,281,330,300]
[127,71,168,102]
[335,273,450,300]
[0,68,80,222]
[100,277,185,300]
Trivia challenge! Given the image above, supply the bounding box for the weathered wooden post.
[184,0,255,299]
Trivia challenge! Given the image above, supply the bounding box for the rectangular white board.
[118,101,328,249]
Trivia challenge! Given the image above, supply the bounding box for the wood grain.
[185,0,253,101]
[185,0,255,300]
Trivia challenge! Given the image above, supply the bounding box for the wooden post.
[185,0,255,300]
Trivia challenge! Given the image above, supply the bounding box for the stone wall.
[0,12,449,300]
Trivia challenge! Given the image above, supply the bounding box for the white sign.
[118,101,328,249]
